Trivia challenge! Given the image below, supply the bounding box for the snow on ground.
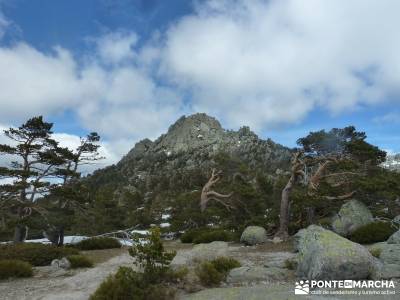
[3,235,136,246]
[161,214,171,220]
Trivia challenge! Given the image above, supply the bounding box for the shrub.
[348,222,397,244]
[284,258,297,270]
[211,257,241,274]
[195,262,224,286]
[193,230,234,244]
[165,267,189,282]
[67,255,94,269]
[369,248,382,258]
[180,228,209,243]
[90,267,175,300]
[90,267,146,300]
[195,257,240,287]
[75,237,121,250]
[0,259,33,279]
[129,227,176,283]
[0,243,78,266]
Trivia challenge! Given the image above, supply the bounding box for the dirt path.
[0,253,135,300]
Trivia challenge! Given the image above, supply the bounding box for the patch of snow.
[130,229,150,235]
[161,214,170,220]
[160,222,170,228]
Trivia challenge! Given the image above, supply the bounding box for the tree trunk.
[58,226,64,247]
[274,176,295,240]
[13,224,28,243]
[306,207,315,225]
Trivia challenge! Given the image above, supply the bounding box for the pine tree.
[0,117,72,242]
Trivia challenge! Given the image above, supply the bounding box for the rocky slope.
[382,154,400,172]
[89,113,291,193]
[83,113,292,229]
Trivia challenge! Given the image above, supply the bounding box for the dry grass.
[81,247,128,265]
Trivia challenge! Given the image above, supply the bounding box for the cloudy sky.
[0,0,399,171]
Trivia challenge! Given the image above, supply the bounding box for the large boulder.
[240,226,267,245]
[227,266,290,283]
[371,259,400,279]
[387,230,400,244]
[368,243,400,279]
[380,244,400,265]
[294,225,374,280]
[171,241,228,268]
[331,199,374,236]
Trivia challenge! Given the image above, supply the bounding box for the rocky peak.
[152,113,224,153]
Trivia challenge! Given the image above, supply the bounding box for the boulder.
[393,215,400,225]
[51,257,71,269]
[380,244,400,265]
[171,241,228,268]
[294,225,374,280]
[240,226,267,245]
[387,230,400,244]
[371,259,400,279]
[331,199,373,236]
[227,266,290,283]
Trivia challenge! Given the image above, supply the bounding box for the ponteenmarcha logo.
[295,280,310,294]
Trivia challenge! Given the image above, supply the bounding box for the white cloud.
[1,0,400,170]
[94,31,138,65]
[162,0,400,130]
[0,44,81,122]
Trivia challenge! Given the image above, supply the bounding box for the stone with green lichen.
[380,243,400,265]
[294,225,374,280]
[240,226,267,245]
[171,241,229,268]
[387,230,400,244]
[331,199,374,236]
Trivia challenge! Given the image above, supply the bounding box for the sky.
[0,0,399,172]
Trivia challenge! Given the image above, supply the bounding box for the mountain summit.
[85,113,292,228]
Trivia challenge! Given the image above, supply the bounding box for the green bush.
[129,227,176,283]
[284,258,297,270]
[195,257,241,287]
[75,237,121,250]
[195,262,224,286]
[0,243,78,266]
[193,230,234,244]
[348,222,397,244]
[0,259,33,279]
[90,267,175,300]
[180,228,209,243]
[369,248,382,258]
[67,255,94,269]
[91,228,177,300]
[211,257,241,274]
[90,267,146,300]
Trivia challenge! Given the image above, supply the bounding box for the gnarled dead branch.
[200,169,233,212]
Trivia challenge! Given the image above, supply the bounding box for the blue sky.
[0,0,399,169]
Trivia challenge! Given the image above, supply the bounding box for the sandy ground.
[0,252,135,300]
